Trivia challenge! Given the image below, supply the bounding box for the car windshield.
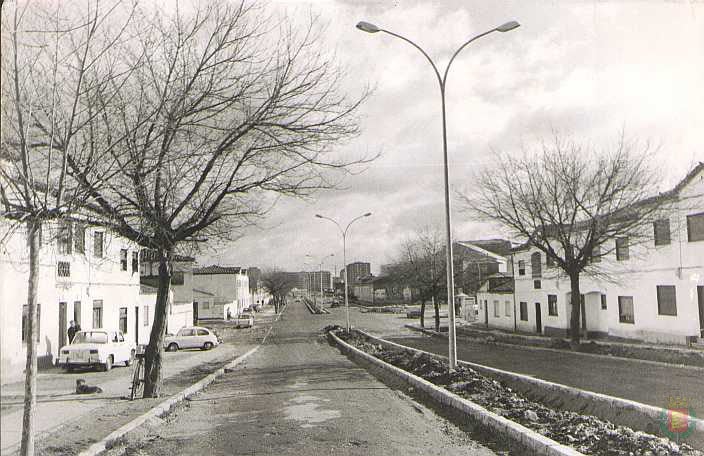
[73,331,108,344]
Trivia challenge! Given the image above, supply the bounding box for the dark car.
[406,309,422,318]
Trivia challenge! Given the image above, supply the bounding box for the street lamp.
[356,19,519,370]
[315,212,372,332]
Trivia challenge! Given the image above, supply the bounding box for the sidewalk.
[0,310,278,456]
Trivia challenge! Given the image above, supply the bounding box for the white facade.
[1,221,141,384]
[192,266,251,320]
[510,165,704,344]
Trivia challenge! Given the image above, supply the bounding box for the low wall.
[329,331,582,456]
[360,330,704,449]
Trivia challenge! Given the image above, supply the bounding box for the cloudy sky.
[204,0,704,275]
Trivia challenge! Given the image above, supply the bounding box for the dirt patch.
[335,329,703,456]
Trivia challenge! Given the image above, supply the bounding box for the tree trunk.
[420,299,426,328]
[142,248,172,398]
[20,219,40,456]
[568,270,582,348]
[433,295,440,332]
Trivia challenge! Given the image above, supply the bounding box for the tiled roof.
[193,288,215,296]
[193,265,243,275]
[140,250,195,263]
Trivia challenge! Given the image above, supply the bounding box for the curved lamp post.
[356,20,519,369]
[315,213,372,332]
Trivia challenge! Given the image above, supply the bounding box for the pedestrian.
[67,320,77,344]
[226,308,232,320]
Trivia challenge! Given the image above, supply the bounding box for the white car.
[164,326,219,351]
[234,313,254,328]
[58,330,135,372]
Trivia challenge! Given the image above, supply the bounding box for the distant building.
[344,262,371,285]
[192,265,251,319]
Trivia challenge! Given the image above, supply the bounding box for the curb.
[369,329,704,449]
[328,331,583,456]
[78,346,259,456]
[78,308,285,456]
[405,324,704,372]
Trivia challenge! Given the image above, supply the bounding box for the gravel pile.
[334,330,702,456]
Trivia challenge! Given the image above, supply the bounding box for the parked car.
[406,309,422,318]
[234,313,254,328]
[58,330,135,372]
[164,326,219,351]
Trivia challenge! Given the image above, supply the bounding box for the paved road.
[122,301,497,455]
[381,333,704,418]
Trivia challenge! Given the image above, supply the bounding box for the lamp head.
[356,21,381,33]
[363,212,372,217]
[315,214,323,218]
[496,21,520,32]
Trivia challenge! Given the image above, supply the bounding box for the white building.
[508,163,704,345]
[192,265,251,320]
[1,220,142,384]
[139,251,195,333]
[476,273,515,330]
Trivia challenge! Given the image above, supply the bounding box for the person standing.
[67,320,77,344]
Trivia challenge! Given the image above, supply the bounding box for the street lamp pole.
[355,20,519,369]
[316,213,372,332]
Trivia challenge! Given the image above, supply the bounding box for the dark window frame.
[656,285,677,316]
[93,232,104,258]
[531,252,542,278]
[600,294,607,310]
[533,279,541,289]
[519,302,528,321]
[618,296,634,324]
[615,237,629,261]
[74,224,85,254]
[548,294,558,316]
[57,221,72,255]
[653,219,671,246]
[687,212,704,242]
[57,261,71,277]
[120,249,128,271]
[131,251,139,274]
[119,307,128,333]
[518,260,525,276]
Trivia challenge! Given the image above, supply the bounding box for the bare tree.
[387,227,447,331]
[261,269,297,313]
[0,2,134,454]
[458,134,666,346]
[70,1,372,397]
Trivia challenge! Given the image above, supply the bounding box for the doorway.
[59,302,67,348]
[698,286,704,338]
[484,300,489,328]
[134,306,140,344]
[534,302,542,334]
[193,301,199,325]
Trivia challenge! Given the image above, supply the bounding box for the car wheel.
[203,342,213,350]
[167,343,179,352]
[103,355,113,372]
[125,349,135,367]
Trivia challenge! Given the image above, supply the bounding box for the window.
[548,294,558,316]
[196,329,209,336]
[132,252,139,273]
[519,302,528,321]
[178,328,194,337]
[58,221,72,254]
[21,304,41,342]
[74,224,85,254]
[74,301,81,324]
[618,296,634,324]
[531,252,542,278]
[505,301,512,317]
[653,219,671,246]
[687,213,704,242]
[93,232,104,258]
[57,261,71,277]
[600,294,607,310]
[615,237,629,261]
[143,305,150,326]
[202,301,210,310]
[518,260,525,276]
[119,307,128,333]
[656,285,677,316]
[172,271,184,285]
[493,300,500,317]
[533,279,541,289]
[92,300,103,328]
[120,249,128,271]
[590,245,601,263]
